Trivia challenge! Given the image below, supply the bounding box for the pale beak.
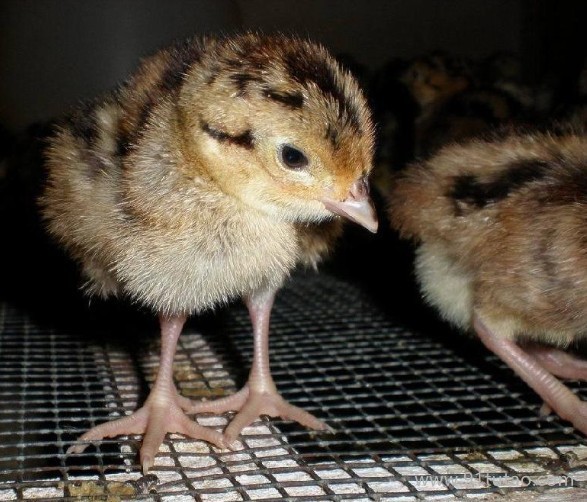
[321,177,378,233]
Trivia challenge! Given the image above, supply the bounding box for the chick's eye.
[280,145,308,170]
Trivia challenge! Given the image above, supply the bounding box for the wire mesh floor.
[2,272,587,500]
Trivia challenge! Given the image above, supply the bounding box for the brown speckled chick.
[40,33,377,472]
[388,126,587,436]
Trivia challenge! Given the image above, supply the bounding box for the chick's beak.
[321,177,378,233]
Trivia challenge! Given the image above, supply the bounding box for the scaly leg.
[521,344,587,381]
[68,314,224,473]
[520,344,587,416]
[188,288,330,445]
[474,314,587,434]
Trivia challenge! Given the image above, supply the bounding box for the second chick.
[389,126,587,436]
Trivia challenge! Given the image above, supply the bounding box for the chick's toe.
[190,384,330,446]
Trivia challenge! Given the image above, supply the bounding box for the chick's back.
[41,33,374,315]
[388,128,587,344]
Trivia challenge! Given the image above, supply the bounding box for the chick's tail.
[387,166,441,242]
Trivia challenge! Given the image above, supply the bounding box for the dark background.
[0,0,585,331]
[1,0,584,132]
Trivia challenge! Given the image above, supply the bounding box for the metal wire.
[1,272,587,500]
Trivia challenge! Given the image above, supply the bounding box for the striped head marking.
[178,33,376,228]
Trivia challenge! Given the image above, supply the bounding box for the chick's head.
[177,33,377,232]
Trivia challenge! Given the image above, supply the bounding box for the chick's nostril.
[349,176,370,201]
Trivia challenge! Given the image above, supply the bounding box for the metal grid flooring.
[1,272,587,500]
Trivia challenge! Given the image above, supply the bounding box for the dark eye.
[280,145,308,169]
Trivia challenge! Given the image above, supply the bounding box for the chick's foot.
[68,385,224,472]
[190,287,330,445]
[67,314,223,473]
[189,384,330,445]
[474,314,587,436]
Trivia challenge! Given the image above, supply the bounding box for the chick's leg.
[474,315,587,434]
[189,288,330,445]
[68,314,223,473]
[520,345,587,381]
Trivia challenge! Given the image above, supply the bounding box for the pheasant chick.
[40,33,377,472]
[388,126,587,435]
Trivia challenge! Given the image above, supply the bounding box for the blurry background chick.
[40,33,377,472]
[394,52,473,162]
[388,126,587,436]
[370,52,472,174]
[401,52,472,122]
[367,48,580,197]
[416,86,527,156]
